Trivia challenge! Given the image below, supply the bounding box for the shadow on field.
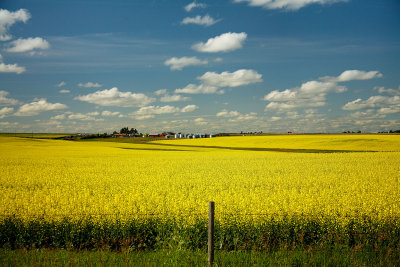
[145,143,378,153]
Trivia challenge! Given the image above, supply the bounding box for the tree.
[120,127,129,134]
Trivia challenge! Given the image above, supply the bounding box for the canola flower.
[0,135,399,226]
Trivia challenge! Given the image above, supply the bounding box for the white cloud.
[50,114,66,120]
[198,69,262,87]
[133,104,198,120]
[59,89,70,94]
[0,90,20,105]
[263,73,351,112]
[184,2,206,12]
[263,69,383,112]
[175,69,261,95]
[181,15,220,26]
[0,9,31,41]
[321,70,383,82]
[192,32,247,53]
[376,85,400,96]
[101,110,120,117]
[216,109,257,122]
[0,53,26,74]
[0,107,13,118]
[270,116,282,121]
[75,87,155,107]
[160,94,191,102]
[134,105,181,120]
[68,113,97,121]
[216,109,240,117]
[194,118,208,125]
[342,95,400,111]
[229,112,257,122]
[154,89,167,95]
[14,99,68,116]
[164,56,208,70]
[6,37,50,53]
[56,81,66,87]
[181,104,198,112]
[0,63,25,74]
[175,83,223,94]
[234,0,347,11]
[78,82,102,88]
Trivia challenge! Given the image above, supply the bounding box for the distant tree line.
[113,127,138,135]
[378,130,400,133]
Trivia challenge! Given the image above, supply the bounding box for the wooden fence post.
[208,201,215,266]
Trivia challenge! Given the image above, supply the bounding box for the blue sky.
[0,0,399,133]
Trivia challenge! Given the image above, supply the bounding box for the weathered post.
[208,201,215,266]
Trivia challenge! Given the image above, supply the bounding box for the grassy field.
[2,248,398,266]
[0,134,399,264]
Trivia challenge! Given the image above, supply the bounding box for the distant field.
[154,134,400,152]
[0,134,399,253]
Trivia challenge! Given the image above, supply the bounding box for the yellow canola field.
[0,135,399,224]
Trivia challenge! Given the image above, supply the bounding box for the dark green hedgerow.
[1,217,399,252]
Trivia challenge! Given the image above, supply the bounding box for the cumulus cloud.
[184,2,206,12]
[216,109,240,117]
[0,90,20,105]
[68,113,97,121]
[198,69,262,87]
[78,82,102,88]
[14,99,68,116]
[321,70,383,82]
[101,110,120,117]
[6,37,50,53]
[154,89,167,95]
[175,69,262,95]
[0,54,26,74]
[175,84,223,94]
[0,107,14,118]
[59,89,70,94]
[342,95,400,112]
[0,63,25,74]
[229,112,257,122]
[216,109,257,122]
[194,118,208,125]
[181,15,220,26]
[164,56,208,70]
[75,87,155,107]
[50,114,66,120]
[160,94,191,102]
[263,70,380,113]
[234,0,347,11]
[155,88,191,102]
[264,80,347,112]
[181,104,198,112]
[192,32,247,53]
[0,9,31,41]
[375,85,400,96]
[133,104,198,120]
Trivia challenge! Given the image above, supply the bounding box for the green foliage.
[1,217,400,253]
